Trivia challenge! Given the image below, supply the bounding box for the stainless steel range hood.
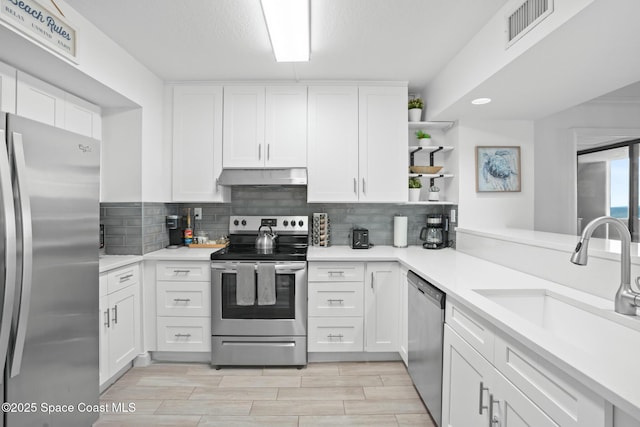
[217,168,307,186]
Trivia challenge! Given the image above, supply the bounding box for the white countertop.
[99,255,143,273]
[309,245,640,419]
[143,246,222,261]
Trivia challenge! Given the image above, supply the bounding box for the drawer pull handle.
[173,298,192,303]
[327,334,344,341]
[328,271,345,277]
[173,269,191,274]
[174,333,192,338]
[327,299,344,304]
[119,273,133,282]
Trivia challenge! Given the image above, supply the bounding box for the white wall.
[534,101,640,235]
[457,120,534,229]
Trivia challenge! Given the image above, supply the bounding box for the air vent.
[506,0,553,48]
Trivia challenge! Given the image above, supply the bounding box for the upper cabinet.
[307,85,407,203]
[0,61,16,114]
[223,85,307,168]
[172,85,228,202]
[16,71,101,139]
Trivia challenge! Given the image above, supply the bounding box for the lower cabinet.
[99,263,141,387]
[155,261,211,352]
[399,266,409,365]
[443,302,606,427]
[307,261,399,353]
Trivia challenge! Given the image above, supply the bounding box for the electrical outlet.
[450,209,457,224]
[194,208,202,220]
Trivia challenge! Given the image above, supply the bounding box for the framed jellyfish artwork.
[475,146,521,192]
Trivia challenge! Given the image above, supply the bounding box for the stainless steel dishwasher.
[407,270,445,427]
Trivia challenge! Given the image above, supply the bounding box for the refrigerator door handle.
[9,132,33,378]
[0,128,17,384]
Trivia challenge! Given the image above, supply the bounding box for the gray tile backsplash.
[100,187,458,254]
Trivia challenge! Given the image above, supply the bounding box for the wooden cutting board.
[188,242,229,248]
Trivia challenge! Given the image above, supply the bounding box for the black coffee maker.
[420,214,449,249]
[167,215,183,248]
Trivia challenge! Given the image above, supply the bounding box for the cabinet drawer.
[156,282,211,317]
[494,335,605,427]
[308,262,364,282]
[107,264,140,294]
[308,283,363,317]
[156,261,210,282]
[445,302,494,362]
[308,317,363,352]
[156,317,211,352]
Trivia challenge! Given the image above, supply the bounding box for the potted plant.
[414,130,431,146]
[428,183,440,201]
[409,176,422,202]
[408,98,423,122]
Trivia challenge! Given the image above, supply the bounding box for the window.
[577,140,639,241]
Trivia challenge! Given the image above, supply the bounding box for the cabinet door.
[494,373,559,427]
[0,61,16,114]
[108,285,139,375]
[99,295,110,386]
[307,86,359,202]
[16,71,65,127]
[442,325,493,427]
[172,85,226,201]
[64,92,101,139]
[364,262,399,352]
[265,86,307,167]
[359,86,407,202]
[223,86,265,167]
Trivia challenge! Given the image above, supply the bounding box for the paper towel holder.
[393,215,408,248]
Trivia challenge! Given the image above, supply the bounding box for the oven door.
[211,261,307,336]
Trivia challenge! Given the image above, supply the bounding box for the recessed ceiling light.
[261,0,310,62]
[471,98,492,105]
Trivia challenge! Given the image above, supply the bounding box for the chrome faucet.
[571,216,640,315]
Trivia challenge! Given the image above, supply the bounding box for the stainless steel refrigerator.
[0,113,100,427]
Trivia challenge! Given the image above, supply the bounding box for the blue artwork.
[476,146,521,192]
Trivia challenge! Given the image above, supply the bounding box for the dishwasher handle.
[407,270,445,309]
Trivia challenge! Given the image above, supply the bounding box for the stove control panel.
[229,216,308,234]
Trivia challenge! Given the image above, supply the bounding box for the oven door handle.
[211,263,306,273]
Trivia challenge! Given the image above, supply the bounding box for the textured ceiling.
[63,0,508,92]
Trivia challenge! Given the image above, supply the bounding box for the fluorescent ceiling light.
[471,97,492,105]
[260,0,310,62]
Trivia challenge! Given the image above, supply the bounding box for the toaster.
[351,228,370,249]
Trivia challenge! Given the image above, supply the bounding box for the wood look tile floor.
[93,361,436,427]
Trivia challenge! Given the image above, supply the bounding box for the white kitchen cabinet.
[99,263,141,388]
[223,85,306,168]
[155,261,211,352]
[307,85,407,202]
[0,61,16,114]
[358,86,407,202]
[172,85,227,202]
[399,266,409,365]
[16,71,101,138]
[443,302,606,427]
[307,261,365,352]
[17,71,64,127]
[307,86,359,202]
[364,262,400,352]
[443,325,557,427]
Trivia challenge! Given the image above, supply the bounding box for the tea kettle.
[255,225,278,251]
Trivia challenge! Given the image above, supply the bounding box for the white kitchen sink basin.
[474,288,640,358]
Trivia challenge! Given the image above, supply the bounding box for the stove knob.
[283,220,289,226]
[290,219,296,227]
[233,219,239,226]
[241,219,247,226]
[298,220,304,227]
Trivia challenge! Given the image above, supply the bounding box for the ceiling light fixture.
[260,0,310,62]
[471,97,492,105]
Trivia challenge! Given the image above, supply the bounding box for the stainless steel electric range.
[210,215,308,368]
